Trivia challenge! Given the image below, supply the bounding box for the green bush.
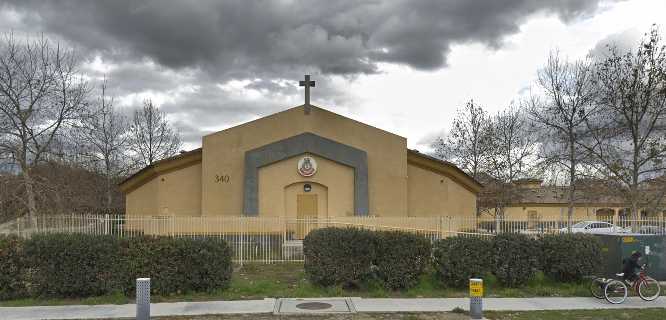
[538,234,602,282]
[433,236,492,287]
[303,227,375,287]
[491,233,539,287]
[123,237,233,295]
[13,233,232,299]
[374,231,431,289]
[0,235,26,299]
[24,234,123,298]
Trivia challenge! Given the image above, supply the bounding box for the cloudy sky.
[2,0,665,151]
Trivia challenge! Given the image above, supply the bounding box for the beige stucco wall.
[407,163,476,217]
[158,163,202,216]
[126,178,158,216]
[258,153,354,218]
[125,163,202,216]
[201,105,408,216]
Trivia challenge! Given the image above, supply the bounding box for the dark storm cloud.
[6,0,615,74]
[2,0,618,146]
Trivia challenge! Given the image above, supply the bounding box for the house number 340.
[215,174,230,183]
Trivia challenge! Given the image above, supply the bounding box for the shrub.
[303,227,375,287]
[18,233,232,299]
[24,234,124,298]
[433,236,492,287]
[374,231,431,289]
[491,233,539,287]
[123,236,233,295]
[538,233,602,282]
[0,235,26,300]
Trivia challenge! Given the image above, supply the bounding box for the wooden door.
[297,194,318,239]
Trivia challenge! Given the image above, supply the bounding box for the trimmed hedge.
[303,227,376,287]
[303,228,431,290]
[24,234,123,298]
[374,231,431,289]
[538,234,602,282]
[433,236,492,287]
[491,233,540,287]
[0,235,26,300]
[123,236,233,295]
[2,234,232,299]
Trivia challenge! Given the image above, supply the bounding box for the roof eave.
[406,149,483,194]
[118,148,203,193]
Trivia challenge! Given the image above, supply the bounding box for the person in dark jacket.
[621,251,642,284]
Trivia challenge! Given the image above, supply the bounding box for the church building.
[119,79,481,220]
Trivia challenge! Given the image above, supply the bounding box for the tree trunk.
[567,177,575,232]
[22,169,38,227]
[631,200,640,233]
[106,176,112,209]
[105,160,113,209]
[567,135,576,232]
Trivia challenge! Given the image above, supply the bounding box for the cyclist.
[621,251,642,285]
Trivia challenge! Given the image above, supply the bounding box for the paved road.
[1,297,663,320]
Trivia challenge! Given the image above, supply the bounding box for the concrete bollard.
[136,278,151,320]
[469,278,483,319]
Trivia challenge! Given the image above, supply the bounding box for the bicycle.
[589,276,608,300]
[594,265,661,304]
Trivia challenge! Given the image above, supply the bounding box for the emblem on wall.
[297,156,317,177]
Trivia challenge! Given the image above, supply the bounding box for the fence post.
[136,278,150,320]
[469,278,483,319]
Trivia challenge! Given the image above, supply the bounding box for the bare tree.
[76,78,129,208]
[0,34,89,223]
[582,26,666,227]
[528,51,597,228]
[484,105,539,220]
[128,99,181,168]
[432,99,492,180]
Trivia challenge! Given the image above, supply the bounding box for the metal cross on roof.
[299,74,315,114]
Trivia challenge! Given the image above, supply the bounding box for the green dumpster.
[593,234,665,281]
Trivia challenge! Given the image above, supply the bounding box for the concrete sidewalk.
[351,297,665,312]
[1,297,663,320]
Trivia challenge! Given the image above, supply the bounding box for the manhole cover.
[275,298,356,314]
[296,302,333,310]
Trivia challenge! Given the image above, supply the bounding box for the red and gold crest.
[297,156,317,177]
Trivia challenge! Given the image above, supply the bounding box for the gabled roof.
[406,149,483,194]
[118,148,202,193]
[204,104,406,140]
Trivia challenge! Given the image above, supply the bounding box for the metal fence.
[2,214,665,263]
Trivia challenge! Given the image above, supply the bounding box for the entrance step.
[274,298,356,315]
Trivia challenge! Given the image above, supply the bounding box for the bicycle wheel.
[604,280,627,304]
[638,277,661,301]
[590,278,606,299]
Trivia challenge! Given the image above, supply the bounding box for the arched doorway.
[284,182,328,239]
